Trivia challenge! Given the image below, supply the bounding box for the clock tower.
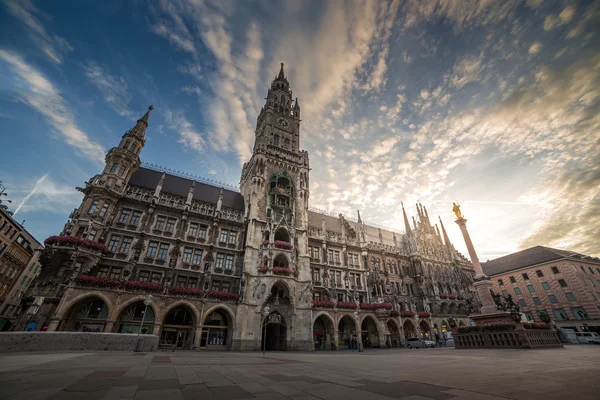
[235,63,312,351]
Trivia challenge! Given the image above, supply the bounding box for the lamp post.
[262,306,270,354]
[135,295,153,352]
[353,311,364,352]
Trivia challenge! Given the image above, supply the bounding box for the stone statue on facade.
[490,289,507,311]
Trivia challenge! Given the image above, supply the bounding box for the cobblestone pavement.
[0,346,598,400]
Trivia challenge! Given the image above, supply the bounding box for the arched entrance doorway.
[362,316,379,348]
[262,312,287,351]
[387,319,400,348]
[403,319,416,340]
[161,305,195,349]
[200,309,232,350]
[419,320,431,339]
[116,301,155,334]
[61,297,108,332]
[338,315,356,349]
[313,314,334,350]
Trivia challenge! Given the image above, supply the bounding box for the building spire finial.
[402,201,412,235]
[278,63,285,80]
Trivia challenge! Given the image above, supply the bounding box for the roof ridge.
[141,162,240,193]
[307,208,404,234]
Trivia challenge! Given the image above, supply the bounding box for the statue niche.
[269,171,294,211]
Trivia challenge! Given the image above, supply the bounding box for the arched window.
[124,139,130,149]
[273,135,279,146]
[273,255,287,269]
[274,228,290,242]
[280,95,285,104]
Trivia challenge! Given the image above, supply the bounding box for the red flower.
[45,235,109,253]
[273,267,292,275]
[360,303,393,310]
[401,311,416,317]
[523,322,551,330]
[439,293,448,299]
[169,286,204,297]
[312,300,335,308]
[258,266,269,273]
[274,240,292,250]
[125,280,162,292]
[448,294,457,300]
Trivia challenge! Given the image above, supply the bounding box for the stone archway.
[313,313,334,350]
[338,315,357,349]
[419,319,431,339]
[200,307,233,350]
[386,319,401,348]
[161,305,196,349]
[261,311,287,351]
[361,315,380,348]
[403,319,417,340]
[60,296,109,332]
[115,301,155,334]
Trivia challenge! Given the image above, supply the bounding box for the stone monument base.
[454,312,563,350]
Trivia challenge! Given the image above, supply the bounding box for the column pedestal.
[473,279,498,315]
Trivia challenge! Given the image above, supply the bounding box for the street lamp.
[353,311,364,352]
[135,295,153,352]
[262,306,270,354]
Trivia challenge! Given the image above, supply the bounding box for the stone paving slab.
[0,347,599,399]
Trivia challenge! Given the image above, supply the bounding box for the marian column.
[452,203,496,315]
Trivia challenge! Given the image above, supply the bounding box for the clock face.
[278,118,289,128]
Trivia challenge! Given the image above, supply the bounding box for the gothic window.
[274,135,280,146]
[280,95,285,103]
[225,255,234,270]
[165,218,176,233]
[108,235,121,252]
[273,255,287,269]
[228,231,237,245]
[274,229,290,243]
[110,163,119,173]
[155,216,166,231]
[119,208,131,223]
[219,229,229,243]
[151,272,162,284]
[99,203,109,217]
[130,210,142,225]
[312,268,320,283]
[192,249,203,265]
[118,164,126,176]
[157,243,169,260]
[183,248,193,263]
[198,225,207,239]
[138,271,150,282]
[189,222,198,237]
[215,254,225,271]
[120,237,133,253]
[124,139,130,149]
[284,138,290,149]
[88,200,99,214]
[110,267,122,279]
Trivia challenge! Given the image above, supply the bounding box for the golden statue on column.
[452,202,462,220]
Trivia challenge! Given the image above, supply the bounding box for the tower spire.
[439,216,451,247]
[401,202,411,235]
[129,105,153,138]
[278,63,285,80]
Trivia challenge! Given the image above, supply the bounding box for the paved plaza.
[0,346,598,400]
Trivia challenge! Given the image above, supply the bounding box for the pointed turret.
[129,105,153,138]
[357,209,362,224]
[277,63,285,80]
[439,216,452,248]
[401,202,412,235]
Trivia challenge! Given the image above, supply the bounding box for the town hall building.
[30,64,477,350]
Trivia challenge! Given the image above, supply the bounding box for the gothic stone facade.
[31,65,475,350]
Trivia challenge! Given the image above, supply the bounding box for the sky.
[0,0,598,262]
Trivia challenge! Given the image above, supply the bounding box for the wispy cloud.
[83,61,133,117]
[13,173,47,215]
[0,50,106,163]
[2,0,73,63]
[165,110,206,153]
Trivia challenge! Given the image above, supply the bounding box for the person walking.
[434,331,441,348]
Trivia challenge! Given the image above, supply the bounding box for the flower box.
[169,286,204,297]
[261,240,270,246]
[75,274,120,289]
[523,322,551,330]
[125,280,162,293]
[418,312,430,318]
[401,311,415,317]
[45,235,109,253]
[258,266,269,273]
[439,293,448,299]
[337,301,357,310]
[390,310,400,317]
[206,290,240,302]
[360,302,393,311]
[448,294,457,300]
[274,240,292,250]
[273,267,292,276]
[312,300,335,308]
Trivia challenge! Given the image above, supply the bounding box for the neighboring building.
[483,246,600,334]
[0,208,43,330]
[30,64,476,350]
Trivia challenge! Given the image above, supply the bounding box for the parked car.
[406,338,434,349]
[575,332,600,344]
